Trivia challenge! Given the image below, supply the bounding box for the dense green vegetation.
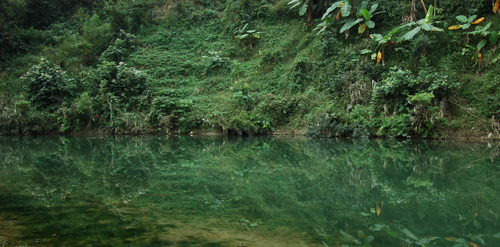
[1,0,500,138]
[1,136,500,246]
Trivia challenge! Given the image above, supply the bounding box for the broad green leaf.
[396,36,405,43]
[340,230,362,244]
[473,219,482,229]
[357,1,367,15]
[476,40,486,50]
[370,3,379,14]
[384,227,397,237]
[371,34,383,41]
[469,234,485,245]
[490,31,498,45]
[288,0,302,9]
[493,232,500,238]
[405,26,421,40]
[416,237,431,245]
[239,23,248,32]
[402,228,418,240]
[468,15,478,24]
[361,9,370,20]
[299,2,308,16]
[462,23,471,29]
[425,5,434,24]
[340,18,363,33]
[400,22,415,29]
[341,1,352,17]
[422,24,433,31]
[452,238,469,247]
[315,22,328,35]
[235,34,249,39]
[456,15,468,23]
[364,236,374,243]
[370,224,386,231]
[366,20,375,28]
[385,28,399,38]
[465,44,477,50]
[481,22,492,32]
[322,1,343,19]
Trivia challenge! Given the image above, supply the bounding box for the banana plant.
[315,0,351,34]
[399,5,443,41]
[288,0,316,26]
[357,3,378,34]
[448,15,485,30]
[316,0,379,36]
[368,28,400,65]
[321,0,351,20]
[465,22,493,36]
[461,22,499,65]
[288,0,309,16]
[339,2,379,34]
[465,22,499,47]
[463,40,487,64]
[234,24,261,50]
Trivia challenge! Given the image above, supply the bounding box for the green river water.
[1,136,500,247]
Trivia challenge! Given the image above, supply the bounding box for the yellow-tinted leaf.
[359,24,367,34]
[472,17,485,25]
[467,241,479,247]
[478,53,483,63]
[336,9,342,20]
[448,25,463,30]
[445,237,457,242]
[358,230,365,239]
[376,202,381,215]
[494,0,500,13]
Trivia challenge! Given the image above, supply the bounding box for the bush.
[100,30,136,63]
[20,58,76,111]
[84,61,147,100]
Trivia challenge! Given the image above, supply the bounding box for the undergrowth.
[1,0,500,138]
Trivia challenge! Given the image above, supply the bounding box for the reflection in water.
[1,136,500,246]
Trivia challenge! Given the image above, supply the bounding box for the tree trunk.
[434,0,437,15]
[420,0,427,15]
[411,0,416,22]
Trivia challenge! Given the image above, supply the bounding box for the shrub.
[84,61,146,100]
[203,51,232,76]
[20,58,76,111]
[100,30,136,63]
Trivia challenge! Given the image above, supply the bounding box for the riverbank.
[1,0,500,140]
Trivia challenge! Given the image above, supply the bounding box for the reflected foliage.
[1,136,500,246]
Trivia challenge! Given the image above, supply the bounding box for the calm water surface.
[1,136,500,247]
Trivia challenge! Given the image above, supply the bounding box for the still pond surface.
[1,136,500,247]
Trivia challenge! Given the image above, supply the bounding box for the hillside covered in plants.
[1,0,500,138]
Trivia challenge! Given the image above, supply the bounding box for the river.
[1,136,499,246]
